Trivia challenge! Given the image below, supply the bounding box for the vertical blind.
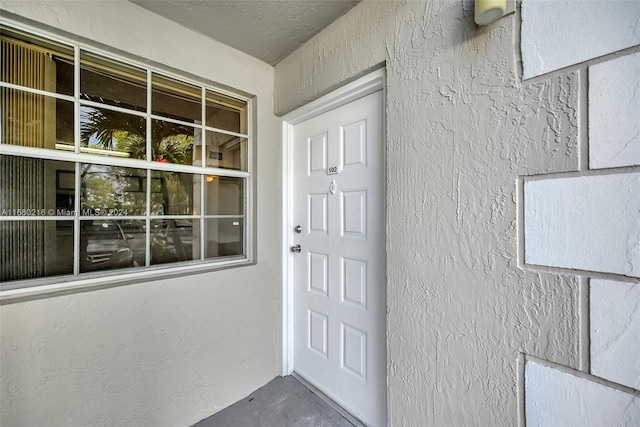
[0,39,52,280]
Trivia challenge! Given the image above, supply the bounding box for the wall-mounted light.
[475,0,516,26]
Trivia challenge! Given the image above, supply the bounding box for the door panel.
[292,90,385,426]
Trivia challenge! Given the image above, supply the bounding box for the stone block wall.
[521,1,640,424]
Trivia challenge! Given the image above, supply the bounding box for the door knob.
[291,244,301,253]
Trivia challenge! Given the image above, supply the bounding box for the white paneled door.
[292,90,385,426]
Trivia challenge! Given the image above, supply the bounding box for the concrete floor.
[193,376,356,427]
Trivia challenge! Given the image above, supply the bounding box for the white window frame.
[0,21,256,301]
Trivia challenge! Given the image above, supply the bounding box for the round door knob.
[291,244,301,253]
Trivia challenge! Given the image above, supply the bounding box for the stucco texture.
[0,1,282,426]
[276,1,580,425]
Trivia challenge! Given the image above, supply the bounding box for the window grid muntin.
[0,25,75,97]
[0,22,252,286]
[0,157,249,277]
[80,49,148,113]
[0,84,251,140]
[0,31,250,141]
[0,144,250,177]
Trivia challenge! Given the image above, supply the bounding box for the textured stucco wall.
[525,360,640,425]
[276,1,581,425]
[589,51,640,169]
[521,0,640,79]
[591,279,640,390]
[521,1,640,423]
[525,173,640,277]
[0,1,281,426]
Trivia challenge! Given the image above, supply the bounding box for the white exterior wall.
[0,1,282,426]
[521,0,640,425]
[276,1,583,425]
[520,0,640,79]
[524,173,640,277]
[591,279,640,390]
[589,52,640,169]
[525,360,640,426]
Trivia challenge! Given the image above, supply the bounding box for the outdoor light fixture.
[475,0,516,26]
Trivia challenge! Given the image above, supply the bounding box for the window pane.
[119,220,147,267]
[205,218,243,259]
[80,219,142,273]
[0,220,74,281]
[149,170,197,216]
[204,131,247,171]
[150,219,199,265]
[1,26,74,96]
[204,176,244,215]
[81,50,147,112]
[152,73,201,123]
[151,119,198,165]
[81,164,147,216]
[0,155,75,215]
[0,88,74,150]
[80,105,146,159]
[205,90,246,134]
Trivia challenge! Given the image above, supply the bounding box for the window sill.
[0,257,253,304]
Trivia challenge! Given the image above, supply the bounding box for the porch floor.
[193,375,356,427]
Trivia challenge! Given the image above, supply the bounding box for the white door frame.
[281,68,386,375]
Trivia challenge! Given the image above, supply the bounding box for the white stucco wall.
[591,279,640,390]
[521,1,639,425]
[0,1,282,426]
[521,0,640,79]
[589,52,640,169]
[524,173,640,277]
[276,1,581,425]
[525,360,640,426]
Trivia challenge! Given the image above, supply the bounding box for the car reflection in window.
[79,219,196,272]
[80,220,135,272]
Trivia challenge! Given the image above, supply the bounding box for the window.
[0,24,253,288]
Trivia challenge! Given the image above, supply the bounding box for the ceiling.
[129,0,360,66]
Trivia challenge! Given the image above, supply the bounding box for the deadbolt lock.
[294,225,302,234]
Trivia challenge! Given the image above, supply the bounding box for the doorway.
[282,69,386,426]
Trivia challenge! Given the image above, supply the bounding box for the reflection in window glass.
[0,88,74,149]
[150,170,197,216]
[80,106,146,159]
[81,164,147,216]
[0,155,75,215]
[1,27,74,96]
[81,50,147,112]
[152,73,201,123]
[205,218,243,259]
[150,219,199,265]
[151,119,197,165]
[0,220,74,281]
[80,220,142,273]
[205,176,244,216]
[205,90,246,134]
[119,220,147,267]
[204,131,246,171]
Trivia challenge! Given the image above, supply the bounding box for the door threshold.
[293,372,368,427]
